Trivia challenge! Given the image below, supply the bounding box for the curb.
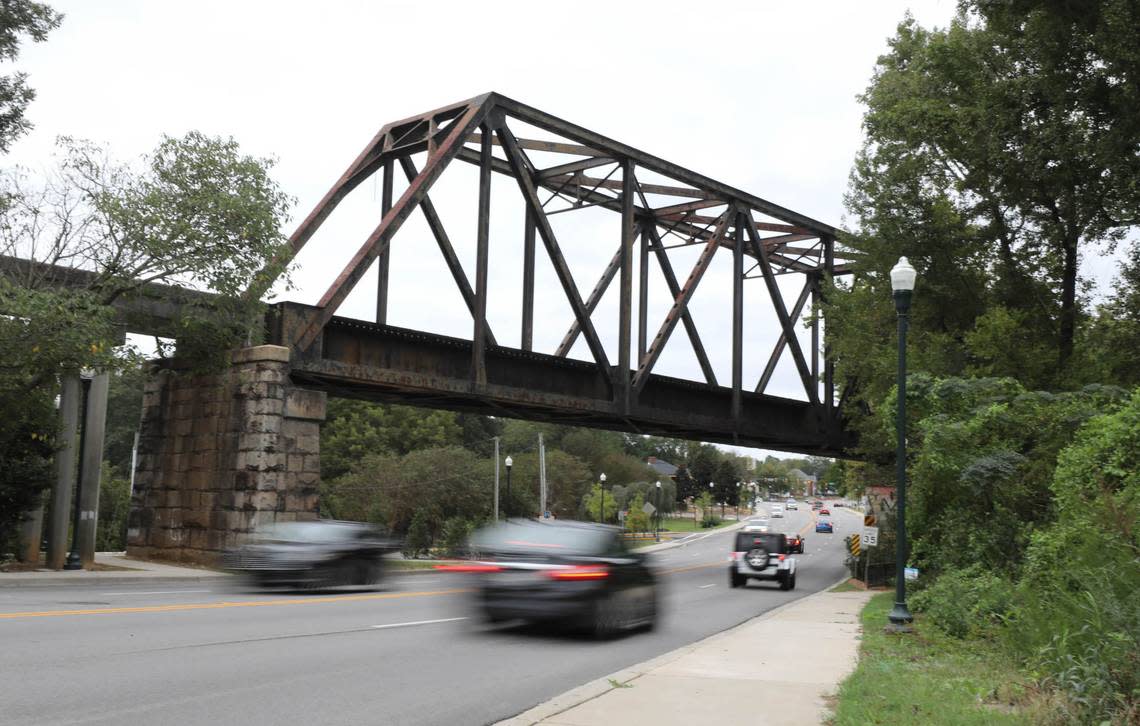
[0,572,230,588]
[495,572,855,726]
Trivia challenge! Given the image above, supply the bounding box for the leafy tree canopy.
[0,1,61,152]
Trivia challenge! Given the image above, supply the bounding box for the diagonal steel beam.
[536,157,615,180]
[555,244,622,357]
[398,156,496,346]
[643,224,718,386]
[755,277,812,394]
[495,122,612,382]
[632,211,731,393]
[295,99,492,351]
[742,214,818,404]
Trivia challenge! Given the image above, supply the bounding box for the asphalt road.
[0,505,860,726]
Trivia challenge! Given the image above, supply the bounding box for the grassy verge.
[388,559,445,571]
[659,518,736,533]
[831,592,1034,725]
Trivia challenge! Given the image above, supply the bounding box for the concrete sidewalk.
[498,585,873,726]
[0,552,230,587]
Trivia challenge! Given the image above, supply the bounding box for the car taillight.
[434,564,502,573]
[547,565,609,580]
[778,554,786,561]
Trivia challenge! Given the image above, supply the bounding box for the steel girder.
[258,92,855,455]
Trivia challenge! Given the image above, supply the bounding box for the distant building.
[785,468,818,495]
[646,457,678,479]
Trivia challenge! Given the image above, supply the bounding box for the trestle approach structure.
[262,92,855,456]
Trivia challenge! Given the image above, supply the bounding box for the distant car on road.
[815,519,834,534]
[785,533,805,553]
[770,504,784,518]
[745,518,771,532]
[811,501,823,510]
[444,520,657,637]
[729,531,797,590]
[785,498,798,510]
[223,520,398,590]
[819,508,831,516]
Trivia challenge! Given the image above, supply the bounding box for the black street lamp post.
[504,456,513,519]
[888,256,916,630]
[598,472,607,523]
[654,481,661,542]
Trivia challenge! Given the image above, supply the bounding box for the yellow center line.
[0,588,470,620]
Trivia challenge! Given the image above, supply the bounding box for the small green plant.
[607,678,633,689]
[910,565,1014,638]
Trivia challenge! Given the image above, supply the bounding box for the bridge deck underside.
[273,305,850,457]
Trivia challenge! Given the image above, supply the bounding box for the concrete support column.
[75,371,110,567]
[18,505,43,563]
[127,345,326,565]
[46,373,81,570]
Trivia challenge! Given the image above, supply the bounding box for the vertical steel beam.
[617,159,635,412]
[46,373,80,570]
[638,222,649,364]
[496,122,612,381]
[296,100,491,351]
[76,370,110,566]
[521,207,536,351]
[732,212,744,422]
[375,160,393,324]
[472,123,492,386]
[824,236,835,412]
[811,272,820,398]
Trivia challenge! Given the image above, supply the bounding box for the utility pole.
[493,436,500,522]
[538,433,546,517]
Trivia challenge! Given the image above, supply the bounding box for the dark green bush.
[910,564,1014,638]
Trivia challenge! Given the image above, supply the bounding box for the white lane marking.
[698,584,716,589]
[99,590,211,596]
[370,616,467,630]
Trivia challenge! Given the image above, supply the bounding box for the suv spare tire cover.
[745,548,769,568]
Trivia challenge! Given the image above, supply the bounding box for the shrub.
[402,510,431,559]
[439,516,472,557]
[910,565,1014,638]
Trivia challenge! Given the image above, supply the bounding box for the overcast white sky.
[9,0,976,460]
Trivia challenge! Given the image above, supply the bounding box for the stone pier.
[126,345,326,565]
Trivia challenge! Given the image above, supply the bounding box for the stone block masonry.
[126,345,327,565]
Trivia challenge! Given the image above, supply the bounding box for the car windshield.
[253,522,359,544]
[735,532,783,552]
[471,522,614,556]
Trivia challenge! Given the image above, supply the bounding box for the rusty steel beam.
[555,244,622,357]
[398,157,496,347]
[756,279,813,394]
[472,123,492,386]
[637,222,648,363]
[643,220,719,387]
[732,210,745,422]
[632,211,731,394]
[468,131,601,157]
[618,158,635,412]
[375,160,393,324]
[546,172,709,200]
[296,99,491,351]
[653,199,727,217]
[742,215,818,404]
[496,121,613,383]
[521,207,536,351]
[536,156,616,179]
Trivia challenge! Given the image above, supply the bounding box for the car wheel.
[641,587,658,631]
[729,569,745,588]
[789,573,797,590]
[779,573,791,591]
[745,548,769,569]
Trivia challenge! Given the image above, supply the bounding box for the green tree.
[0,1,62,152]
[624,493,650,533]
[402,510,431,558]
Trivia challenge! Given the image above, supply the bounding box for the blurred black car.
[223,520,398,590]
[443,520,657,637]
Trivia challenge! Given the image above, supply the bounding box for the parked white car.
[785,498,798,510]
